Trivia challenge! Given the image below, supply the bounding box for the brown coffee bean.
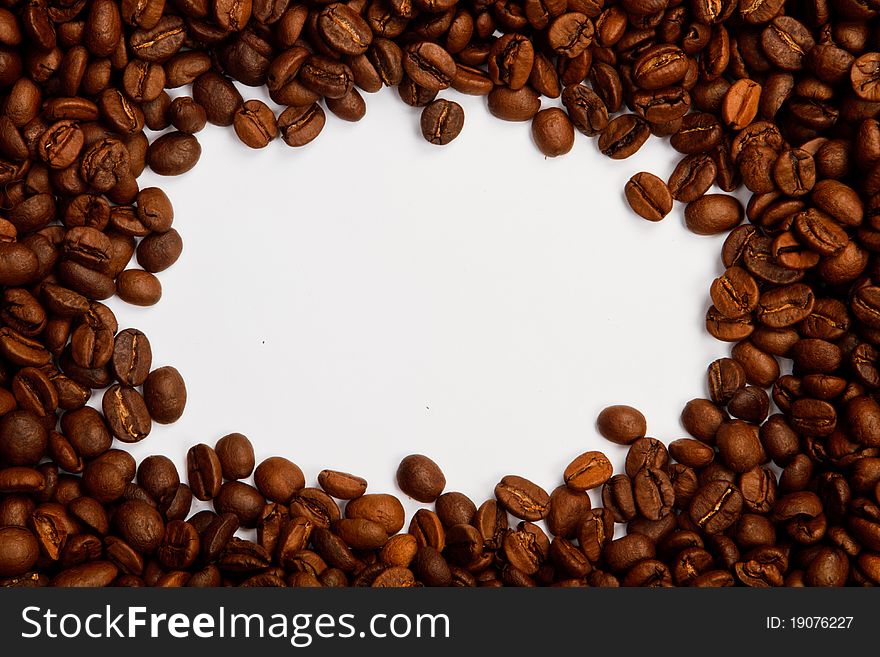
[215,433,255,480]
[318,4,372,56]
[396,454,445,503]
[598,114,649,159]
[488,34,534,90]
[685,194,744,235]
[187,444,222,501]
[147,132,200,176]
[531,108,574,157]
[690,480,744,535]
[564,451,613,490]
[102,384,151,443]
[278,104,326,147]
[495,475,549,521]
[722,79,761,130]
[143,366,186,424]
[402,42,455,92]
[136,229,183,273]
[116,270,161,306]
[420,99,464,145]
[346,494,405,535]
[488,86,542,122]
[318,470,367,500]
[597,405,647,445]
[233,100,277,149]
[625,172,672,222]
[254,457,304,503]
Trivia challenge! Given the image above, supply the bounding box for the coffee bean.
[597,405,647,445]
[722,79,761,130]
[598,114,649,159]
[562,84,608,136]
[403,42,455,92]
[147,132,200,176]
[625,172,672,222]
[488,86,541,122]
[396,454,445,503]
[143,366,186,424]
[102,385,151,443]
[531,108,574,157]
[420,99,464,145]
[488,34,534,90]
[233,100,277,149]
[318,470,368,500]
[495,475,549,521]
[116,269,161,306]
[187,444,222,501]
[253,457,304,504]
[685,195,744,235]
[215,433,255,480]
[136,229,183,273]
[563,451,613,490]
[278,104,326,147]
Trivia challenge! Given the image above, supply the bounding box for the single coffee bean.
[147,132,200,176]
[562,84,608,136]
[116,270,161,306]
[102,384,151,443]
[396,454,445,503]
[685,194,744,235]
[564,451,613,490]
[318,470,368,500]
[495,475,550,521]
[233,100,277,149]
[403,43,455,92]
[136,229,183,273]
[598,114,650,159]
[722,79,761,130]
[187,444,222,501]
[215,433,255,480]
[143,366,186,424]
[625,172,672,222]
[487,86,541,122]
[597,405,647,445]
[111,329,152,386]
[531,108,574,157]
[254,457,304,503]
[419,99,464,145]
[278,104,326,147]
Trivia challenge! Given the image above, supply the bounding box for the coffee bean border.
[0,0,878,587]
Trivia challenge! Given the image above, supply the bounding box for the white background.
[111,83,731,516]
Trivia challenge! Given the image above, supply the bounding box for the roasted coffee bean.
[625,173,672,222]
[495,475,549,521]
[233,100,277,149]
[278,104,325,147]
[102,385,151,443]
[143,366,186,424]
[531,108,574,157]
[419,100,464,145]
[403,43,455,92]
[187,444,222,501]
[564,451,613,490]
[597,405,647,445]
[690,481,744,535]
[215,433,255,480]
[598,114,649,159]
[396,454,445,503]
[318,470,368,500]
[488,86,541,122]
[147,132,200,176]
[562,84,608,136]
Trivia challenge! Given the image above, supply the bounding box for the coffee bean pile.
[1,0,880,586]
